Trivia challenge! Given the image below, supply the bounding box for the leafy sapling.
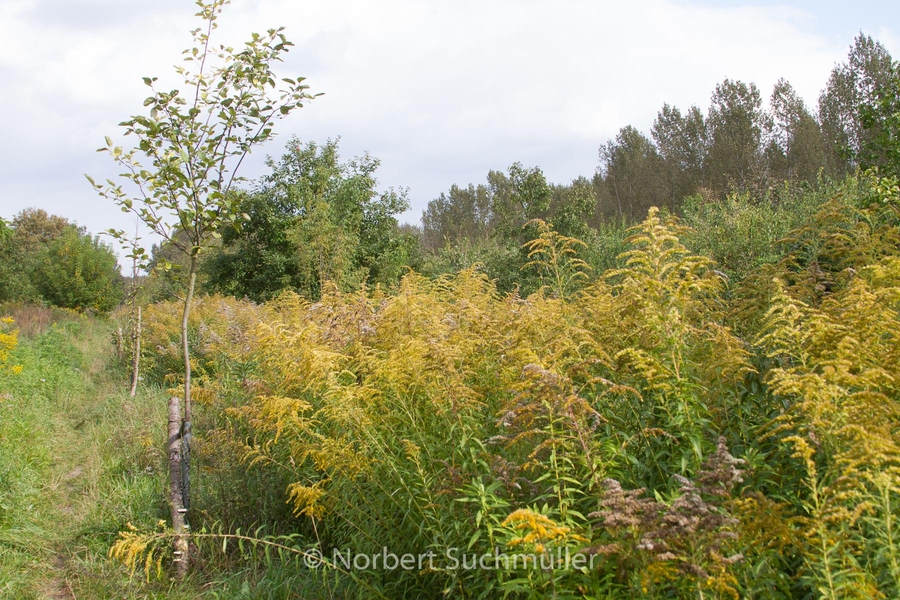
[86,0,317,575]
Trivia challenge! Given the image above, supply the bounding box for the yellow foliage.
[131,200,900,597]
[141,294,262,387]
[521,218,591,299]
[759,254,900,595]
[731,492,801,576]
[206,210,761,549]
[0,317,22,374]
[502,508,588,550]
[108,530,165,581]
[286,481,327,518]
[591,209,746,384]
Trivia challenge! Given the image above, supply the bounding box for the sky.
[1,0,898,259]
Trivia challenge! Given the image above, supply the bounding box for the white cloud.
[0,0,894,251]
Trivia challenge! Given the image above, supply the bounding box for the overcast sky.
[1,0,898,257]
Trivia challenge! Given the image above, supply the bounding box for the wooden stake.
[168,397,189,578]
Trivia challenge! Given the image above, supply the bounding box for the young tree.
[87,0,316,575]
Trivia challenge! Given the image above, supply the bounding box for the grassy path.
[0,317,193,599]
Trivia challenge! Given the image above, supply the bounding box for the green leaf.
[467,529,482,550]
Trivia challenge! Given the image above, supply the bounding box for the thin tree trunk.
[182,256,197,426]
[129,244,139,396]
[129,305,141,398]
[168,397,189,578]
[612,177,623,219]
[180,255,198,528]
[115,327,124,361]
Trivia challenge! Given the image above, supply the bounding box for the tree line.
[2,33,898,311]
[425,33,898,233]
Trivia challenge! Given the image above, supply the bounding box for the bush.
[679,182,826,281]
[0,209,124,312]
[34,227,124,312]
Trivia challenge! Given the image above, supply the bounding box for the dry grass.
[0,303,82,338]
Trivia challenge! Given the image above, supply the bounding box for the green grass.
[0,318,200,599]
[0,315,338,599]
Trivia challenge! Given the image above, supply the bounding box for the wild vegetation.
[104,175,895,599]
[2,2,900,598]
[0,209,123,311]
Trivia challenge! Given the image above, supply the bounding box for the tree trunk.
[182,256,197,426]
[129,305,141,398]
[180,255,198,525]
[168,397,189,578]
[115,327,124,361]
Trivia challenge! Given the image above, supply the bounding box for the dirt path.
[41,555,77,600]
[40,467,85,600]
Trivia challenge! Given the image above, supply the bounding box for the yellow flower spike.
[502,508,584,554]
